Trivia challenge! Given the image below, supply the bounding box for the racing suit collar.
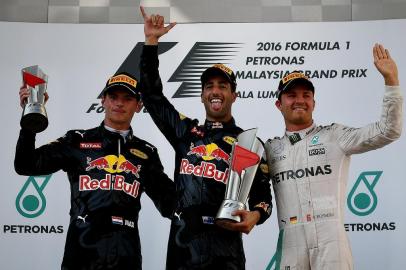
[98,121,134,141]
[285,122,316,145]
[204,117,237,130]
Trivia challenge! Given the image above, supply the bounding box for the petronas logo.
[347,171,382,216]
[16,175,52,218]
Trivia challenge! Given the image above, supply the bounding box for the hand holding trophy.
[216,128,264,223]
[20,65,48,133]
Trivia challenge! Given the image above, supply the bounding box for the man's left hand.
[216,210,260,234]
[373,43,399,86]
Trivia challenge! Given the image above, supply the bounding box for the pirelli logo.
[108,74,137,88]
[213,64,233,75]
[282,72,309,84]
[309,148,325,156]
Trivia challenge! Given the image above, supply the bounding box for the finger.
[376,43,384,59]
[44,92,49,102]
[165,22,177,33]
[385,49,392,59]
[379,44,388,58]
[140,6,147,19]
[373,44,379,62]
[151,15,157,26]
[157,15,164,27]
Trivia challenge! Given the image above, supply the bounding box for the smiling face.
[201,75,237,122]
[275,85,315,131]
[101,89,143,130]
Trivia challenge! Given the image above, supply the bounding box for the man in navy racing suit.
[138,7,272,270]
[264,44,402,270]
[15,72,175,270]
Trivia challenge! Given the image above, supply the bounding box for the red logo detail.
[190,127,205,137]
[118,160,141,177]
[187,145,208,157]
[210,148,230,163]
[85,157,109,171]
[23,72,46,87]
[179,159,229,184]
[80,142,102,149]
[79,174,140,198]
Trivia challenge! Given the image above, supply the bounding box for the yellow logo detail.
[223,136,236,145]
[179,113,187,120]
[108,74,137,88]
[260,163,269,174]
[213,64,233,76]
[282,72,309,84]
[130,149,148,159]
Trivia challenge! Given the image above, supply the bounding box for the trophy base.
[21,103,48,133]
[215,199,246,223]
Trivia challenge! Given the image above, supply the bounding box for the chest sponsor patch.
[130,149,148,159]
[308,147,326,156]
[80,142,102,149]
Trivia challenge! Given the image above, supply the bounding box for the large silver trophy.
[20,65,48,133]
[216,128,264,223]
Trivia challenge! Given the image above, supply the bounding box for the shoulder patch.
[260,163,269,174]
[179,113,187,120]
[223,136,236,145]
[130,149,149,159]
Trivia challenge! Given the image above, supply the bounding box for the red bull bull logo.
[187,143,230,164]
[85,155,141,177]
[86,157,109,171]
[179,159,229,184]
[118,161,141,178]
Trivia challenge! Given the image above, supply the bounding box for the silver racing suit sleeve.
[336,85,403,155]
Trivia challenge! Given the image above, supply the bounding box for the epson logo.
[309,148,325,156]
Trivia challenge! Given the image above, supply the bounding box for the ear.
[200,92,204,104]
[275,99,282,111]
[101,96,106,107]
[231,91,237,103]
[135,100,143,113]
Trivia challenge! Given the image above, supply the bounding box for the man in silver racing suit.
[265,44,402,270]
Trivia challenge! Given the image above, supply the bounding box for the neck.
[104,120,130,131]
[285,121,313,132]
[206,114,232,123]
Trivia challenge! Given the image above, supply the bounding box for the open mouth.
[210,98,223,111]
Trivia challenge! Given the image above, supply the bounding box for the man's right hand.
[140,6,176,46]
[19,85,49,109]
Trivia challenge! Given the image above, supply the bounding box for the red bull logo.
[79,174,140,198]
[86,157,109,171]
[179,159,229,184]
[85,155,141,177]
[187,143,230,164]
[118,161,141,178]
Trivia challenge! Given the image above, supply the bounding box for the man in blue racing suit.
[15,72,175,270]
[265,44,402,270]
[138,7,272,270]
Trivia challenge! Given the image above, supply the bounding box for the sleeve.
[247,150,273,225]
[143,146,176,219]
[336,85,403,155]
[139,45,198,147]
[14,129,74,176]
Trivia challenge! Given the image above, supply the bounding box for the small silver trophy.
[216,128,264,223]
[20,65,48,133]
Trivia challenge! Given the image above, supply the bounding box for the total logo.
[345,170,396,232]
[81,155,142,199]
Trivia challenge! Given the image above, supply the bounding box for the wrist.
[145,36,159,45]
[384,76,399,86]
